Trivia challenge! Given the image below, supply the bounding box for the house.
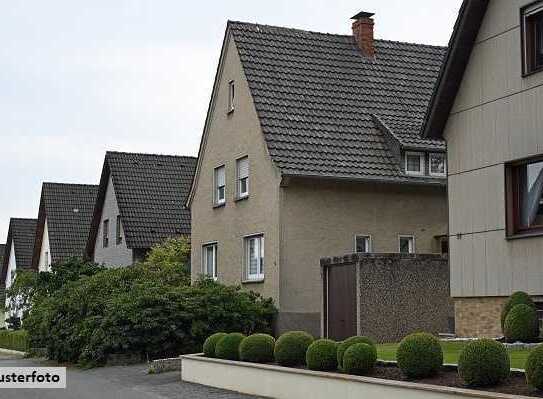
[86,151,197,267]
[32,182,98,271]
[423,0,543,337]
[1,218,37,321]
[188,12,449,336]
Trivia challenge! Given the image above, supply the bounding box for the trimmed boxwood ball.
[342,343,377,376]
[337,336,375,370]
[203,332,227,358]
[306,339,338,371]
[397,332,443,379]
[504,304,539,342]
[458,339,510,387]
[526,344,543,390]
[501,291,535,331]
[215,333,246,361]
[239,334,275,363]
[274,331,314,366]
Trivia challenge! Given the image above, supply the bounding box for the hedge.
[0,330,29,352]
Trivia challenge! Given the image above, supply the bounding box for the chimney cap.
[351,11,375,20]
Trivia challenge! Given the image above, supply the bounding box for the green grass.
[377,341,531,370]
[0,330,29,352]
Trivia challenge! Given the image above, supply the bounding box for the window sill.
[235,195,249,203]
[522,66,543,78]
[242,278,265,284]
[506,230,543,240]
[213,203,226,209]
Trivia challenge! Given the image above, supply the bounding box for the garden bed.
[181,354,539,399]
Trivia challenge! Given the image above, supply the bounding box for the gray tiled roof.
[89,152,197,251]
[0,244,5,272]
[34,183,98,266]
[1,218,37,283]
[229,21,446,182]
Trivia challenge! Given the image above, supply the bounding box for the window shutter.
[238,158,249,179]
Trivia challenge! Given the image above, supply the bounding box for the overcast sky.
[0,0,462,242]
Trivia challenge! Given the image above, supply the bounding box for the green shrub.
[504,304,539,342]
[342,343,376,375]
[0,330,29,352]
[215,333,246,360]
[239,334,275,363]
[397,333,443,379]
[337,336,375,370]
[458,339,510,387]
[203,332,227,357]
[306,339,338,371]
[501,291,535,332]
[274,331,314,366]
[526,344,543,390]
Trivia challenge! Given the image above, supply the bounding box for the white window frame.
[405,152,425,176]
[354,235,372,253]
[236,156,249,199]
[214,165,226,206]
[399,235,415,254]
[202,242,218,280]
[228,80,235,113]
[429,153,447,177]
[244,234,264,281]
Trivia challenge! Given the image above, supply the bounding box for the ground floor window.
[244,234,264,280]
[354,235,371,253]
[202,243,217,279]
[399,235,415,254]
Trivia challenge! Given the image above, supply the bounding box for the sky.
[0,0,462,242]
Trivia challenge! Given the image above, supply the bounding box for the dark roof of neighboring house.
[32,183,98,267]
[228,21,447,182]
[0,244,5,274]
[87,151,197,254]
[1,218,38,283]
[423,0,489,138]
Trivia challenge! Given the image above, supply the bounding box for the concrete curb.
[0,348,27,356]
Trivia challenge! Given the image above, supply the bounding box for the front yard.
[377,341,532,369]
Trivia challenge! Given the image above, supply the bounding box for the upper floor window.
[245,234,264,281]
[405,152,425,176]
[506,155,543,237]
[202,243,218,280]
[354,235,371,253]
[103,219,109,248]
[116,215,123,245]
[429,153,447,177]
[236,157,249,199]
[399,235,415,254]
[522,2,543,75]
[228,80,235,113]
[214,165,226,206]
[44,251,50,269]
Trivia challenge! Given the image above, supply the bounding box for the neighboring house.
[86,151,197,267]
[188,12,449,336]
[423,0,543,337]
[31,182,98,271]
[1,218,37,321]
[0,244,5,327]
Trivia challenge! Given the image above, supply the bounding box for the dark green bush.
[239,334,275,363]
[0,330,29,352]
[337,336,375,370]
[342,343,376,375]
[526,344,543,390]
[501,291,535,332]
[306,339,338,371]
[274,331,314,366]
[397,332,443,379]
[203,332,227,357]
[458,339,510,387]
[215,333,246,360]
[504,304,539,342]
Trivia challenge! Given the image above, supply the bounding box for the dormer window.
[228,80,235,113]
[405,152,425,176]
[429,153,447,177]
[522,2,543,75]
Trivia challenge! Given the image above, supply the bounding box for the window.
[214,165,226,205]
[429,153,447,177]
[245,235,264,280]
[399,235,415,254]
[354,235,371,253]
[405,152,425,176]
[116,215,123,245]
[440,237,449,256]
[506,156,543,236]
[228,80,235,112]
[522,2,543,75]
[103,219,109,248]
[44,251,49,269]
[202,243,218,279]
[236,157,249,199]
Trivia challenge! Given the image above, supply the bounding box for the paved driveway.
[0,353,261,399]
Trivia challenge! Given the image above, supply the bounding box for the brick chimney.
[351,11,375,58]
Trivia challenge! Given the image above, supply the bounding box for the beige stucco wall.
[190,35,282,305]
[444,0,543,299]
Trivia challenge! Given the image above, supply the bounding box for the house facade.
[32,182,98,271]
[86,151,197,267]
[424,0,543,337]
[189,13,449,336]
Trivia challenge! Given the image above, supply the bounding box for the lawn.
[377,341,532,370]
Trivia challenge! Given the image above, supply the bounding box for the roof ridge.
[105,150,197,159]
[42,182,98,187]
